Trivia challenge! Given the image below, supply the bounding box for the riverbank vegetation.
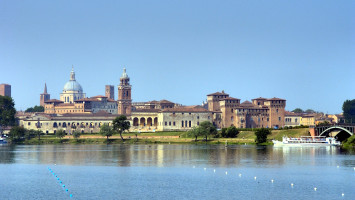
[6,126,311,145]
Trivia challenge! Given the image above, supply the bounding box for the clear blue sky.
[0,0,354,113]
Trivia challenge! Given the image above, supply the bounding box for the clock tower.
[117,68,132,115]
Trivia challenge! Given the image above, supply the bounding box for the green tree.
[72,130,81,141]
[188,126,202,142]
[343,99,355,123]
[100,124,113,140]
[199,121,217,141]
[9,126,26,141]
[0,96,16,134]
[55,129,66,141]
[35,130,43,140]
[254,128,271,144]
[292,108,303,113]
[113,115,130,141]
[305,109,316,114]
[24,129,35,140]
[25,105,44,113]
[226,126,239,138]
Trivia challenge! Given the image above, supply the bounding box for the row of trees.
[25,105,44,113]
[188,122,270,144]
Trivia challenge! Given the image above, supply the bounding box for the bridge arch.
[319,126,353,137]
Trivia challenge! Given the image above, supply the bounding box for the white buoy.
[204,168,206,171]
[314,187,317,191]
[238,173,242,177]
[225,171,228,175]
[341,193,344,197]
[337,165,339,168]
[214,169,216,173]
[254,176,257,180]
[291,183,294,187]
[271,179,274,183]
[193,166,195,168]
[353,167,355,171]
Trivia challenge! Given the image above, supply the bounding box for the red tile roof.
[207,91,229,96]
[45,99,64,103]
[161,105,211,113]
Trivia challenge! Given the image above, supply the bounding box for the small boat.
[272,136,340,146]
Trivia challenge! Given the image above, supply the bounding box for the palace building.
[206,91,286,129]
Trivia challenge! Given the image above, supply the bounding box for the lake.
[0,144,354,199]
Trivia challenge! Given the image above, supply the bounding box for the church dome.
[63,80,83,92]
[63,67,83,92]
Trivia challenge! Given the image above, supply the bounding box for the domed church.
[60,67,86,103]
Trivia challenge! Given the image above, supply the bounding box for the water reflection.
[0,144,354,168]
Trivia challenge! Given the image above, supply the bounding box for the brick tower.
[117,68,132,115]
[40,83,50,106]
[105,85,114,100]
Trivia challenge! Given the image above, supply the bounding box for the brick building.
[0,84,11,97]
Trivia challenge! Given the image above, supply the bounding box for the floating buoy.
[254,176,257,180]
[193,166,195,168]
[225,171,228,175]
[337,165,339,168]
[66,189,68,192]
[63,185,65,188]
[314,187,317,191]
[204,168,206,171]
[70,194,73,198]
[213,169,216,173]
[60,181,62,184]
[238,173,242,177]
[271,179,274,183]
[353,167,355,171]
[341,193,344,197]
[291,183,294,187]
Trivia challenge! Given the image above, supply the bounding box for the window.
[173,121,175,126]
[197,116,199,119]
[181,121,184,127]
[185,121,187,127]
[279,117,281,121]
[182,113,184,115]
[165,122,167,126]
[189,121,191,127]
[197,122,199,125]
[267,118,269,122]
[276,109,278,113]
[189,113,191,115]
[28,122,31,125]
[208,116,210,119]
[231,109,233,112]
[295,119,297,122]
[169,122,171,126]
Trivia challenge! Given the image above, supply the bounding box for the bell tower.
[40,83,50,106]
[117,68,132,115]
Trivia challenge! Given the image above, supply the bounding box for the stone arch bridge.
[313,124,354,141]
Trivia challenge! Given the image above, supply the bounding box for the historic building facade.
[207,91,286,129]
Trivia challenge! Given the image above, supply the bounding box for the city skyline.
[1,0,354,113]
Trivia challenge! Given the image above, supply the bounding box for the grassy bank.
[15,128,310,145]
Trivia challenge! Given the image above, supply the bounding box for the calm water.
[0,144,354,200]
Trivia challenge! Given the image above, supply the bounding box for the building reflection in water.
[0,144,353,168]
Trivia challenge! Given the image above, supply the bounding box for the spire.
[121,67,129,79]
[70,66,76,81]
[44,83,47,94]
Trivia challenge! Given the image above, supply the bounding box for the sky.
[0,0,354,114]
